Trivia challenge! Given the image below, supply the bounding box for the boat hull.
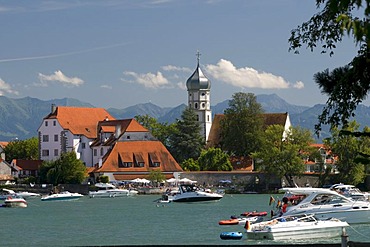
[4,198,27,208]
[89,190,138,198]
[220,232,243,240]
[172,196,222,202]
[247,223,346,240]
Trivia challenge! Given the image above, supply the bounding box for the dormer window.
[45,121,48,127]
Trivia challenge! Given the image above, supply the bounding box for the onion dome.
[186,54,211,90]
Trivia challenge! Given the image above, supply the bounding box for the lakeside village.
[1,56,370,197]
[1,58,370,243]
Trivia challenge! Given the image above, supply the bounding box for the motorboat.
[3,196,28,208]
[170,184,223,202]
[278,187,370,224]
[1,188,41,199]
[41,191,83,201]
[246,214,348,240]
[330,184,370,201]
[1,188,41,200]
[89,183,138,198]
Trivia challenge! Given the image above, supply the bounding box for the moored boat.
[89,183,138,198]
[171,184,223,202]
[278,187,370,224]
[246,214,348,240]
[41,191,83,201]
[219,216,263,225]
[3,196,28,208]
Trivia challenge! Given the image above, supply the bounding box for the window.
[42,150,49,157]
[53,120,56,126]
[54,134,58,142]
[100,147,104,156]
[123,162,132,167]
[93,149,97,156]
[195,103,198,109]
[45,121,48,127]
[207,115,210,122]
[202,103,205,108]
[135,162,145,167]
[43,135,49,142]
[152,162,160,167]
[81,143,86,149]
[54,149,58,156]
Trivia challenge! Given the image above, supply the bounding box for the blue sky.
[0,0,358,109]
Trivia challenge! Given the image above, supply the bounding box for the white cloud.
[205,59,304,89]
[293,81,304,89]
[123,71,169,88]
[0,78,19,95]
[38,70,84,87]
[100,84,112,89]
[162,65,192,73]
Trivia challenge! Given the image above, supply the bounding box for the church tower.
[186,51,212,143]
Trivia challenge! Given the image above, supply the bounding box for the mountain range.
[1,94,369,142]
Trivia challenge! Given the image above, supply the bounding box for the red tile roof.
[45,106,115,138]
[13,159,43,171]
[0,141,9,148]
[97,141,182,173]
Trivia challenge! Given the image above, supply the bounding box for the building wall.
[38,119,64,161]
[0,161,11,175]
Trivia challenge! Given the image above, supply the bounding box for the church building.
[186,52,212,142]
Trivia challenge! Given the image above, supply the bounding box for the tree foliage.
[134,114,175,149]
[39,152,87,185]
[252,125,314,187]
[3,137,39,163]
[324,121,367,185]
[168,107,204,163]
[221,92,264,156]
[148,169,165,186]
[181,158,200,171]
[198,148,232,171]
[289,0,370,134]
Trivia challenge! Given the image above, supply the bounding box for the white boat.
[246,214,348,240]
[41,191,83,201]
[278,187,370,224]
[170,184,223,202]
[1,188,41,199]
[330,184,370,201]
[3,196,28,208]
[89,183,138,198]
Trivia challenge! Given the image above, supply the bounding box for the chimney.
[1,153,5,160]
[51,104,57,114]
[115,124,121,138]
[98,158,102,168]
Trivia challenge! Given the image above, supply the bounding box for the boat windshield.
[310,193,348,205]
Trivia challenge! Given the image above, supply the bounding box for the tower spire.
[196,50,201,66]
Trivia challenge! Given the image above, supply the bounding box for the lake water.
[1,194,370,246]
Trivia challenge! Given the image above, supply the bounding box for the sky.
[0,0,360,109]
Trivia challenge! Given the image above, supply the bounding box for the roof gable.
[97,141,182,173]
[46,106,115,138]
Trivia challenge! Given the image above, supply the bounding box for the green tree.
[324,121,367,185]
[39,152,87,185]
[221,92,264,156]
[252,125,314,187]
[288,0,370,133]
[135,114,175,149]
[148,169,165,187]
[181,158,200,171]
[168,107,204,163]
[3,137,39,163]
[198,148,232,171]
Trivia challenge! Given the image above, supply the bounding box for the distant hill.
[1,94,370,142]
